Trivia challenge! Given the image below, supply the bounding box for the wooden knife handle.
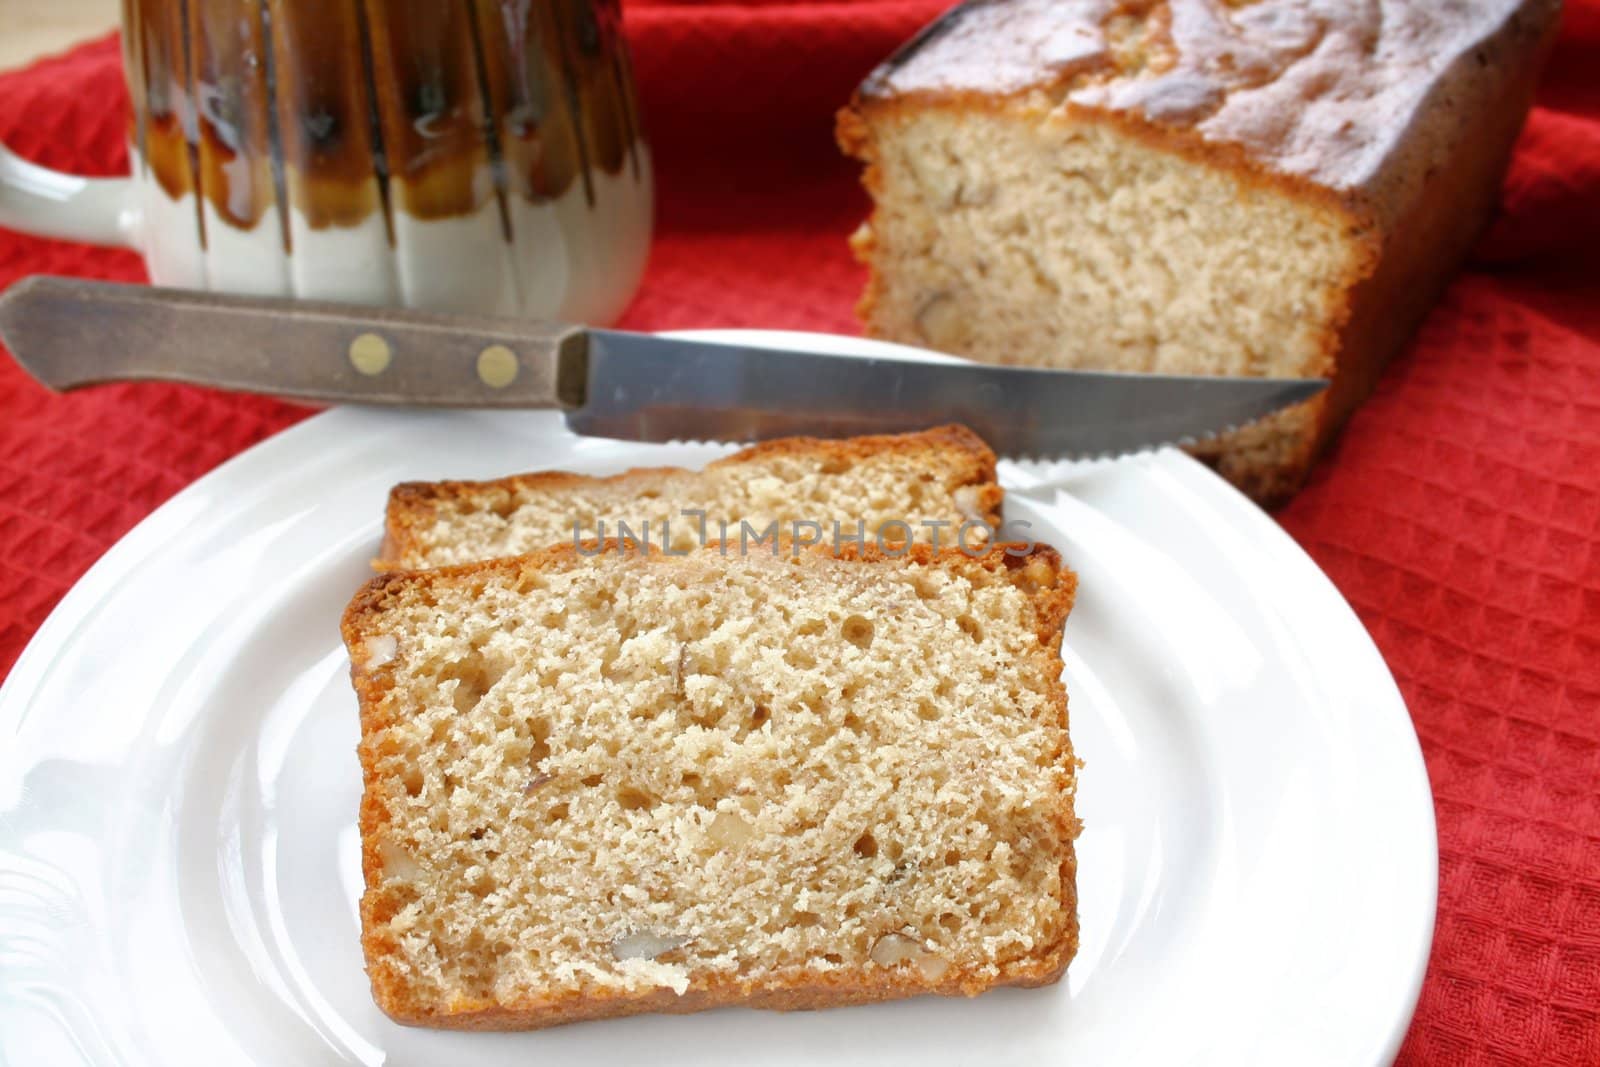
[0,276,590,409]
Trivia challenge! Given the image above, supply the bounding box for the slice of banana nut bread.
[342,540,1080,1029]
[376,425,1003,570]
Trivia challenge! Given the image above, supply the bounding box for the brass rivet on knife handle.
[349,333,392,375]
[476,344,519,388]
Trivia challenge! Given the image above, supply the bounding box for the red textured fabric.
[0,2,1597,1062]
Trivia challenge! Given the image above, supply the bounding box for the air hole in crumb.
[616,785,655,811]
[823,952,844,964]
[956,614,984,642]
[843,711,865,733]
[943,850,962,867]
[794,911,822,928]
[796,618,825,637]
[451,681,480,713]
[444,653,507,714]
[750,704,771,730]
[854,831,878,858]
[842,614,875,648]
[528,718,553,762]
[581,774,603,788]
[819,456,850,474]
[886,840,905,862]
[400,766,424,796]
[548,802,569,822]
[490,494,517,519]
[681,772,703,789]
[917,699,941,722]
[708,809,754,847]
[1009,847,1033,879]
[939,912,961,934]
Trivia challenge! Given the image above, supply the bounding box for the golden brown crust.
[375,424,1003,571]
[342,539,1079,1030]
[851,0,1561,218]
[370,948,1073,1031]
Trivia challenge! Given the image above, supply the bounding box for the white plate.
[0,331,1435,1066]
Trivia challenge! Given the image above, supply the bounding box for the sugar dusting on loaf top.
[860,0,1558,194]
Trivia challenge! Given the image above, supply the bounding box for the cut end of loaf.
[343,541,1079,1029]
[377,425,1004,572]
[840,99,1379,502]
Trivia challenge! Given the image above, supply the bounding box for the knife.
[0,276,1325,460]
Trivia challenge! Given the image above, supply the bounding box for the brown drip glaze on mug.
[131,0,644,232]
[267,0,386,231]
[474,0,587,202]
[191,0,279,231]
[121,0,149,178]
[556,0,633,178]
[136,0,200,205]
[363,2,495,221]
[607,4,645,181]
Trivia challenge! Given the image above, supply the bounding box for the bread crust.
[376,424,1004,570]
[343,540,1079,1030]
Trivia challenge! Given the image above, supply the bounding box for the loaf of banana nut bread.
[344,541,1079,1028]
[838,0,1560,504]
[376,425,1003,570]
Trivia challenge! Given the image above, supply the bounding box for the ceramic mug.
[0,0,653,325]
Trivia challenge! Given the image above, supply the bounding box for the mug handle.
[0,142,139,248]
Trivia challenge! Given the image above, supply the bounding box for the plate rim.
[0,328,1438,1064]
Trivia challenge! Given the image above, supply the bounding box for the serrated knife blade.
[573,329,1324,460]
[0,276,1326,460]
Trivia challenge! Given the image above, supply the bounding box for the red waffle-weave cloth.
[1,2,1598,1061]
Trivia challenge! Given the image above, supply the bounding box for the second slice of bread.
[376,425,1003,570]
[343,540,1079,1029]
